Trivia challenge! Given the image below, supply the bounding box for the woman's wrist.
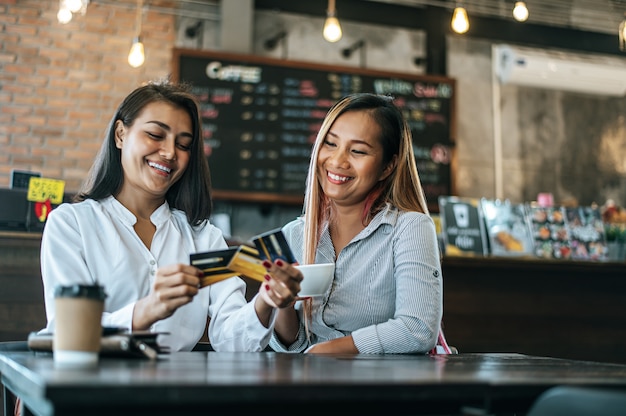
[253,293,276,327]
[131,298,154,331]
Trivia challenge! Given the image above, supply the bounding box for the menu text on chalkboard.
[172,48,456,211]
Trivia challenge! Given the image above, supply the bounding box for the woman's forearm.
[273,307,300,346]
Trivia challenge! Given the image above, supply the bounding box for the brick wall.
[0,0,176,191]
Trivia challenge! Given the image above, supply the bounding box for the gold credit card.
[190,245,266,287]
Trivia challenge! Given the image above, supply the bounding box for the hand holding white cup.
[295,263,335,298]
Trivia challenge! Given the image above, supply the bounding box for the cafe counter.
[0,232,45,343]
[440,255,626,364]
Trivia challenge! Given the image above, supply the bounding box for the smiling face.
[317,110,396,209]
[114,101,193,205]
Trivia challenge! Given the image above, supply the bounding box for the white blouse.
[40,196,274,352]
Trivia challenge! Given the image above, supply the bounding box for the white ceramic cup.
[53,284,106,369]
[295,263,335,297]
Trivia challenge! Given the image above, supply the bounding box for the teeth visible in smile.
[148,161,171,173]
[328,172,351,182]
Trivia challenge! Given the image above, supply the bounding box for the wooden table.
[2,350,626,416]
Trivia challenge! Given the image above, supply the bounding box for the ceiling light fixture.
[57,0,89,24]
[185,21,203,39]
[264,30,288,58]
[323,0,342,43]
[513,1,529,22]
[128,0,145,68]
[451,5,470,34]
[264,31,288,51]
[128,37,145,68]
[57,4,73,24]
[341,39,364,58]
[65,0,84,13]
[341,39,366,67]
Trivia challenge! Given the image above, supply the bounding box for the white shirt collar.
[101,195,171,227]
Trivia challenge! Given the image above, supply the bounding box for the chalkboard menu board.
[172,48,456,211]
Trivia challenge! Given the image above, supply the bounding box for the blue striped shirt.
[269,204,443,354]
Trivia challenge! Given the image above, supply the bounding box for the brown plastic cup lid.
[54,284,107,300]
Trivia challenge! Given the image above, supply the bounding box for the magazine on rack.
[438,196,489,256]
[564,206,609,261]
[480,198,534,257]
[526,204,572,259]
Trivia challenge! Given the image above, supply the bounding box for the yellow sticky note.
[431,214,442,235]
[27,178,65,205]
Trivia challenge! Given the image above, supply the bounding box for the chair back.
[527,386,626,416]
[429,328,456,354]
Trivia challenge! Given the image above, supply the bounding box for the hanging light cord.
[327,0,336,17]
[135,0,144,38]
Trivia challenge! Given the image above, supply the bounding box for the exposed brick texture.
[1,0,176,191]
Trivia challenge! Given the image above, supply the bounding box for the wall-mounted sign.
[173,49,456,211]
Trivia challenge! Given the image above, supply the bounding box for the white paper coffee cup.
[53,284,106,369]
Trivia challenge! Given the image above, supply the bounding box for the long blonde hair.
[301,93,429,264]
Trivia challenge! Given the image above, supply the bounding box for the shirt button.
[150,269,155,276]
[150,260,156,265]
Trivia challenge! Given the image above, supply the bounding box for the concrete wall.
[447,37,626,207]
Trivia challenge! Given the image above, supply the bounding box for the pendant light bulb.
[128,37,145,68]
[57,6,73,24]
[65,0,83,13]
[323,16,342,42]
[323,0,342,43]
[128,0,145,68]
[451,7,470,34]
[513,2,529,22]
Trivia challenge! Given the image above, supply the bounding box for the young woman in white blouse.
[40,80,301,352]
[267,93,449,354]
